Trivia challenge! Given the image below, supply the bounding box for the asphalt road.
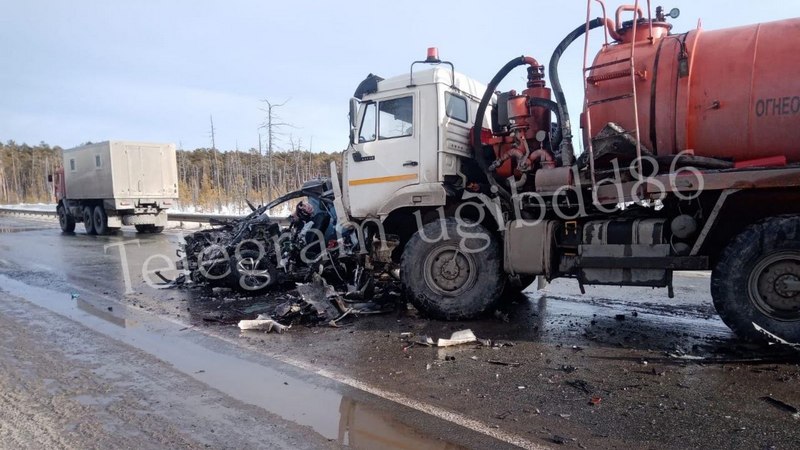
[1,214,799,449]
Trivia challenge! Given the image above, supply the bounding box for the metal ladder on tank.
[581,0,654,199]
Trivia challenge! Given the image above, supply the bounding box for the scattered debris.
[551,435,570,445]
[565,379,594,394]
[295,275,345,321]
[614,314,626,321]
[487,359,522,367]
[561,365,578,374]
[437,329,478,347]
[589,396,602,406]
[415,335,435,346]
[238,314,290,333]
[753,323,800,350]
[760,396,800,419]
[70,293,80,300]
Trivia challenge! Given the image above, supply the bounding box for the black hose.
[528,97,562,152]
[472,56,536,201]
[548,17,605,166]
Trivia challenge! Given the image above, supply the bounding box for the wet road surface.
[0,214,799,449]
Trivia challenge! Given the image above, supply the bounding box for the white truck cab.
[342,65,488,220]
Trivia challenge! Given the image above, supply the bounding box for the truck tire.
[136,224,165,234]
[711,216,800,343]
[83,207,96,235]
[57,205,75,233]
[93,206,109,235]
[401,218,504,320]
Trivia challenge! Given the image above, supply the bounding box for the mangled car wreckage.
[176,179,396,297]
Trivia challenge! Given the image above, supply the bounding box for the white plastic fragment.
[437,329,478,347]
[238,315,290,333]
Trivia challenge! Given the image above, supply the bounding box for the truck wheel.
[229,249,276,293]
[401,218,504,320]
[57,205,75,233]
[93,206,109,235]
[711,216,800,343]
[135,224,164,234]
[83,207,96,235]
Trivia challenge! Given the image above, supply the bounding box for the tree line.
[0,140,341,212]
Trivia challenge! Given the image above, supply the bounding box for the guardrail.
[0,207,289,225]
[0,207,57,217]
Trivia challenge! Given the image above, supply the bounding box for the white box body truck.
[53,141,179,234]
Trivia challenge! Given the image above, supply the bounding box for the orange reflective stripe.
[348,173,418,186]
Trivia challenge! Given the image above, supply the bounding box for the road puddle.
[0,274,466,449]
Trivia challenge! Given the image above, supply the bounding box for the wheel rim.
[423,244,477,297]
[83,210,93,230]
[94,209,103,229]
[58,208,67,228]
[748,251,800,322]
[236,257,272,289]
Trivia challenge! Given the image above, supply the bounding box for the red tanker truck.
[180,2,800,344]
[338,1,800,344]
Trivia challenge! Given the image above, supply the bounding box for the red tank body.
[585,17,800,163]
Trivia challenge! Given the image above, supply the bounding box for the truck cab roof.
[358,67,488,102]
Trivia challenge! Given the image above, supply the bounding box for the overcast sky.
[1,1,796,152]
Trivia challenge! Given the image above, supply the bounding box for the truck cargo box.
[63,141,178,201]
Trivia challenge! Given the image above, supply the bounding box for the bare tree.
[259,99,294,202]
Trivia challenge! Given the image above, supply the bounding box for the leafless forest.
[0,140,341,211]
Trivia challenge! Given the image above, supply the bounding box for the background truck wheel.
[135,224,164,234]
[711,216,800,343]
[228,249,276,293]
[83,207,96,235]
[93,206,109,235]
[57,205,75,233]
[401,218,504,320]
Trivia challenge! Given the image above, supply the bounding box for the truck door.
[124,143,166,198]
[345,94,420,218]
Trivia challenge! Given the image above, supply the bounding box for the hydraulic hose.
[548,17,606,166]
[529,97,562,152]
[472,56,541,201]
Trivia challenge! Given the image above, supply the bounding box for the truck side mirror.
[349,98,359,142]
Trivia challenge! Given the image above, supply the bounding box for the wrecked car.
[176,179,388,295]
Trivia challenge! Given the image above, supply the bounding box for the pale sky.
[1,1,796,152]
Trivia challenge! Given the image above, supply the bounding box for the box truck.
[52,141,179,234]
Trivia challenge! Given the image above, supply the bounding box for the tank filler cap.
[656,6,680,22]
